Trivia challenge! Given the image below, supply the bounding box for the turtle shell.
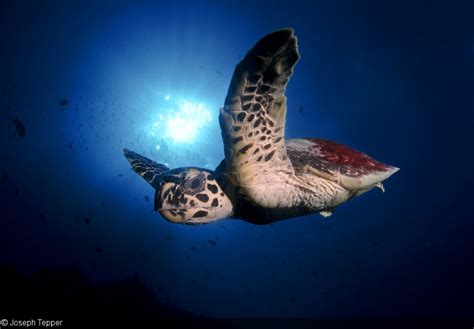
[286,138,399,191]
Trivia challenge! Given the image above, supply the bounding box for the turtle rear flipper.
[123,149,169,189]
[286,138,399,191]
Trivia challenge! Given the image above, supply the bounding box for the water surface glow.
[152,98,212,143]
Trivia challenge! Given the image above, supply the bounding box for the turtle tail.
[123,149,170,189]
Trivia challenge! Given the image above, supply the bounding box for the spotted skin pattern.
[219,28,299,188]
[157,168,235,225]
[219,29,302,210]
[123,28,399,225]
[123,149,169,189]
[218,28,398,221]
[123,150,235,225]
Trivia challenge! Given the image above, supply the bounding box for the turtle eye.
[183,172,206,194]
[190,178,201,189]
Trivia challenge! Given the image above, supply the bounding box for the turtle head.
[156,168,235,225]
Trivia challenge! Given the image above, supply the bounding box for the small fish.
[145,195,149,202]
[95,247,102,254]
[83,217,90,224]
[208,240,216,246]
[199,66,206,70]
[0,173,7,184]
[12,119,26,138]
[299,105,304,113]
[59,98,69,107]
[191,245,197,252]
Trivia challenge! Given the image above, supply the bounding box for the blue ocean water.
[1,0,473,319]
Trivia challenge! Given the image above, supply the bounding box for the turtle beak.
[158,209,185,223]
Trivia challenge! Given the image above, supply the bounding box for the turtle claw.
[375,182,385,193]
[319,210,332,218]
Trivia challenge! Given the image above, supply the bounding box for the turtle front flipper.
[220,29,299,185]
[123,149,170,189]
[219,29,300,208]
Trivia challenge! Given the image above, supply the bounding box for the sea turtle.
[124,28,399,225]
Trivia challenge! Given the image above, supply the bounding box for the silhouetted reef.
[0,264,222,328]
[0,265,472,329]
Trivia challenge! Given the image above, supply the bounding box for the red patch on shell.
[307,138,391,173]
